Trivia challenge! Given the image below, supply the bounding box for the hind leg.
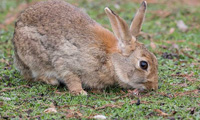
[14,53,59,86]
[14,53,33,81]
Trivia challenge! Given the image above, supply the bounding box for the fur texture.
[12,0,158,95]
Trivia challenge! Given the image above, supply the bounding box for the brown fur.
[12,0,158,95]
[92,24,119,53]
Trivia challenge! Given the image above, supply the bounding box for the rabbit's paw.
[71,89,88,96]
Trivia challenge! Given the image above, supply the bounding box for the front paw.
[70,89,88,96]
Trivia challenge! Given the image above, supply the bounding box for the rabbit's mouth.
[131,80,158,91]
[128,79,158,92]
[143,81,158,91]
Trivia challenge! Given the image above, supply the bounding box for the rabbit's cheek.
[127,70,134,78]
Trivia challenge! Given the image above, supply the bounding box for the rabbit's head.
[105,1,158,91]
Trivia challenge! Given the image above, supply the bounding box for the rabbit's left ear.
[105,7,136,56]
[130,1,147,37]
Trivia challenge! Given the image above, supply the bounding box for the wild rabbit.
[12,0,158,95]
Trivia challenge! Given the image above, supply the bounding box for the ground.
[0,0,199,119]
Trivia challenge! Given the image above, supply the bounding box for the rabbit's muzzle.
[143,81,158,91]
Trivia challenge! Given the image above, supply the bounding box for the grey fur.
[12,0,158,95]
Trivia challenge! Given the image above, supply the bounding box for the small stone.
[93,115,107,119]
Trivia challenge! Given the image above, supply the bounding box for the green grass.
[0,0,199,119]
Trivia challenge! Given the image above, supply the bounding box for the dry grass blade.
[158,92,174,98]
[158,89,199,98]
[111,94,129,100]
[171,83,188,87]
[62,109,82,119]
[0,59,9,65]
[54,90,68,95]
[181,49,195,59]
[95,102,124,110]
[172,72,197,82]
[165,40,186,44]
[0,85,30,93]
[44,103,57,113]
[174,89,199,97]
[154,109,169,116]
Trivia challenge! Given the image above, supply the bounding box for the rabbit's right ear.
[130,1,147,37]
[105,7,135,56]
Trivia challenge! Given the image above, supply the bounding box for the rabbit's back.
[13,0,116,88]
[18,0,95,29]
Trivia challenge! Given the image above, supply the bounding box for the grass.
[0,0,199,119]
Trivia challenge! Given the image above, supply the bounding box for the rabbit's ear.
[105,7,134,56]
[130,1,147,37]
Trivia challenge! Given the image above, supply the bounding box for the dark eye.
[140,61,148,70]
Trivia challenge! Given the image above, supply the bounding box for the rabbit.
[12,0,158,95]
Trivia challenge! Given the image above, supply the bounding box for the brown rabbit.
[12,0,158,95]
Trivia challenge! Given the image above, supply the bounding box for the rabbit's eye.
[140,61,148,70]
